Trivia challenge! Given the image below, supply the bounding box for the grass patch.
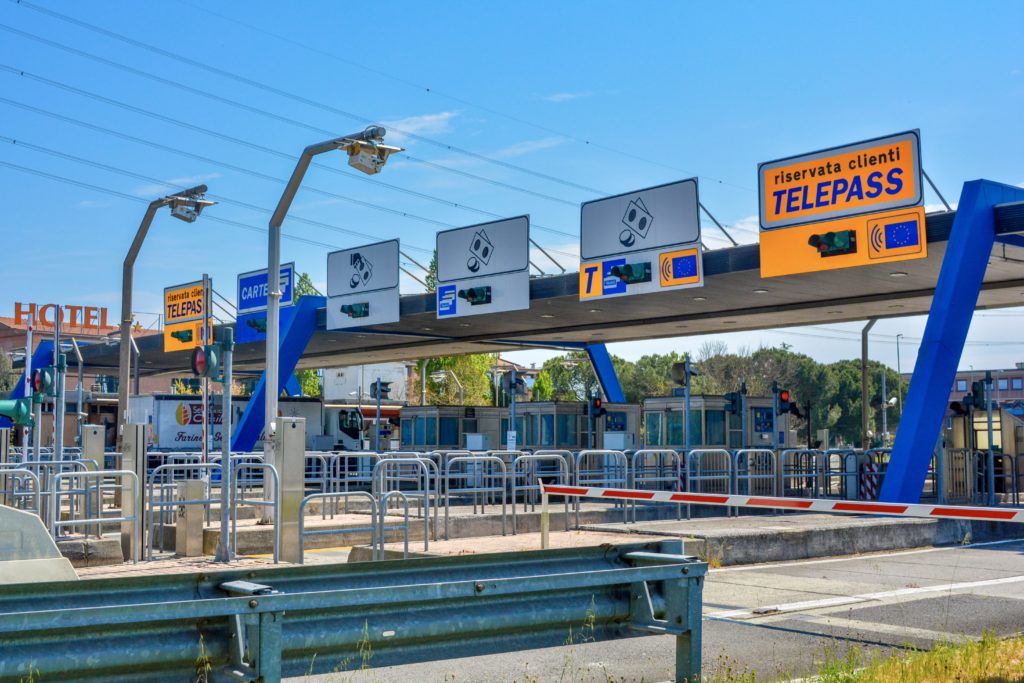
[706,630,1024,682]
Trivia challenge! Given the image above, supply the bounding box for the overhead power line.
[162,0,757,193]
[0,21,596,204]
[0,66,581,259]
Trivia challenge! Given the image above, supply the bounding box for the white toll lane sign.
[435,216,530,319]
[579,179,703,300]
[326,239,400,330]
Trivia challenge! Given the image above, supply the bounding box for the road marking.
[706,573,1024,620]
[711,537,1024,573]
[786,614,972,644]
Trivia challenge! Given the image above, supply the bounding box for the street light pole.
[264,127,396,464]
[895,333,904,417]
[117,185,213,450]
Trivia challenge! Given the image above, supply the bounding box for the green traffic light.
[170,329,193,343]
[458,286,492,305]
[808,230,857,257]
[341,303,370,318]
[610,262,652,284]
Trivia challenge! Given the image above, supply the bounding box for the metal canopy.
[79,206,1024,376]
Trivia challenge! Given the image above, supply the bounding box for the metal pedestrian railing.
[733,449,778,499]
[629,449,683,522]
[49,470,140,560]
[443,455,507,540]
[574,449,628,526]
[145,462,221,560]
[0,466,41,514]
[686,449,734,516]
[230,461,280,563]
[373,457,435,548]
[511,452,570,533]
[779,448,823,498]
[298,491,378,564]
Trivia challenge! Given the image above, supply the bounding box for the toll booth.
[398,402,641,451]
[510,401,640,451]
[642,394,793,449]
[399,405,504,451]
[947,404,1024,457]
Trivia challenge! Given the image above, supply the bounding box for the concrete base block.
[57,536,124,567]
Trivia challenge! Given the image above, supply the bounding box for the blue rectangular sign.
[237,262,295,315]
[437,284,457,317]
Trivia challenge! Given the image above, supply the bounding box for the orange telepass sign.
[758,130,926,277]
[758,130,922,230]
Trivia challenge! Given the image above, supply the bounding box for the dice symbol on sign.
[467,229,494,273]
[620,197,653,247]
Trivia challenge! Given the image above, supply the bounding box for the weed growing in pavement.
[18,661,41,683]
[194,634,212,683]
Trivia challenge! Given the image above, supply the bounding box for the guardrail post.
[277,417,306,563]
[673,573,704,682]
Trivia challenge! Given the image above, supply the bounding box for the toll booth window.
[462,418,478,434]
[605,411,627,432]
[439,417,459,446]
[540,414,554,446]
[706,410,726,446]
[500,417,525,447]
[556,414,578,448]
[973,413,1003,450]
[1013,378,1023,390]
[525,416,539,445]
[413,417,425,446]
[426,417,437,446]
[645,413,662,446]
[666,412,683,445]
[957,380,968,392]
[689,410,702,445]
[401,419,412,447]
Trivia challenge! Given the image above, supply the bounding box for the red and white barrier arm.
[540,483,1024,524]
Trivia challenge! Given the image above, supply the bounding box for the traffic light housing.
[723,392,740,415]
[808,230,857,257]
[609,262,652,284]
[340,303,370,318]
[971,381,986,410]
[457,286,492,306]
[170,329,193,344]
[31,367,57,397]
[370,381,393,400]
[246,317,268,333]
[589,396,606,420]
[0,398,32,425]
[778,387,792,413]
[190,344,221,380]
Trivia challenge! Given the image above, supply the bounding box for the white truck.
[128,394,324,451]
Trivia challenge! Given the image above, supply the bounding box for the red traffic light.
[594,398,602,408]
[780,390,790,402]
[191,346,207,376]
[32,369,42,393]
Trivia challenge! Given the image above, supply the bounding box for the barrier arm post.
[541,491,549,549]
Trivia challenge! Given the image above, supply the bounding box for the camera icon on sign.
[467,229,494,273]
[349,252,373,289]
[620,197,653,248]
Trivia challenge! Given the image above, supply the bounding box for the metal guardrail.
[0,540,705,683]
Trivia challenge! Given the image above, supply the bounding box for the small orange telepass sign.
[758,131,927,277]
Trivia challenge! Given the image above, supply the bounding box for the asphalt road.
[293,538,1024,682]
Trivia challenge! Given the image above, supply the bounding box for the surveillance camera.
[346,142,403,175]
[169,196,216,223]
[887,396,898,406]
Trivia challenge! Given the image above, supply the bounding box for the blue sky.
[0,0,1021,372]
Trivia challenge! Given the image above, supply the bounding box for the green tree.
[293,272,322,397]
[424,250,438,293]
[531,370,554,401]
[541,351,600,401]
[0,351,15,392]
[420,354,495,405]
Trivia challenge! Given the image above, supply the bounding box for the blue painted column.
[232,296,323,451]
[585,343,625,403]
[881,180,1024,502]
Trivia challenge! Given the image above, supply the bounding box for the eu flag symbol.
[884,220,920,249]
[672,255,698,278]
